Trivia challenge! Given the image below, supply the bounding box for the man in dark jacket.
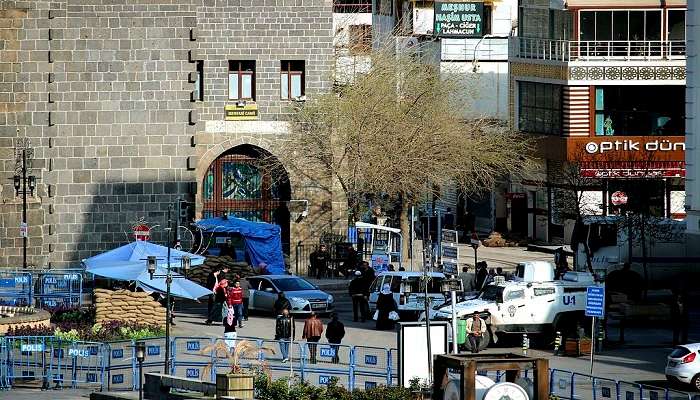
[274,308,294,362]
[326,313,346,364]
[349,270,367,322]
[273,291,292,316]
[309,244,330,279]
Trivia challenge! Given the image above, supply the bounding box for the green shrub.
[254,373,411,400]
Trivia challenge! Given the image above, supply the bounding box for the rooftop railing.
[511,37,686,62]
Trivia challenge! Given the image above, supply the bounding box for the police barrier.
[572,373,596,400]
[353,345,392,388]
[0,272,32,306]
[35,272,83,308]
[171,337,215,382]
[550,369,574,400]
[106,340,136,391]
[618,381,643,400]
[3,336,106,390]
[642,384,667,400]
[592,376,617,400]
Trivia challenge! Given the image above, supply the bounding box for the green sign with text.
[434,2,484,38]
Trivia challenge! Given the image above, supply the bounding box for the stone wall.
[94,289,166,327]
[0,0,336,269]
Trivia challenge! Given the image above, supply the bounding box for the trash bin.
[457,319,467,345]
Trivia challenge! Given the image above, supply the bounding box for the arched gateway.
[201,144,291,253]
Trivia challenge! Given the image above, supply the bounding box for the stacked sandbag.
[94,289,166,327]
[482,232,507,247]
[186,256,256,286]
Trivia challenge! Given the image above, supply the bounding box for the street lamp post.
[135,341,146,400]
[12,147,36,269]
[146,203,190,375]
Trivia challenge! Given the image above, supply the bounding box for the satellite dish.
[444,375,496,400]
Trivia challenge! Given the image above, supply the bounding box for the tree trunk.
[640,214,649,300]
[398,193,411,267]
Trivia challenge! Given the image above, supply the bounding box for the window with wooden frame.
[348,24,372,54]
[228,60,256,101]
[280,60,305,100]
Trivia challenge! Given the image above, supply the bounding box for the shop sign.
[224,103,258,121]
[610,191,628,206]
[506,192,526,200]
[433,2,484,38]
[581,168,685,179]
[584,139,685,155]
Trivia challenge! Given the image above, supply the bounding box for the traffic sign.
[20,222,27,238]
[585,286,605,317]
[470,238,480,249]
[611,191,628,206]
[441,229,458,244]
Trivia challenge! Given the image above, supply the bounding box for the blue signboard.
[186,368,200,378]
[86,373,97,383]
[319,347,336,358]
[585,286,605,318]
[365,355,377,365]
[319,375,331,385]
[0,279,14,288]
[112,374,124,384]
[112,349,124,359]
[186,341,200,351]
[365,381,377,390]
[147,345,160,356]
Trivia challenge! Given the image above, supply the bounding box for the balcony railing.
[512,37,686,62]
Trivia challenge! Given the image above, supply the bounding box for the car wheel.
[691,374,700,392]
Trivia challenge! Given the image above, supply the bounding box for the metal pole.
[474,246,478,268]
[138,360,143,400]
[436,210,442,265]
[424,250,433,385]
[165,204,172,374]
[451,290,458,354]
[590,316,595,375]
[289,316,294,381]
[22,149,27,270]
[410,206,415,272]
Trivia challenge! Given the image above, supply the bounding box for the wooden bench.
[144,373,217,399]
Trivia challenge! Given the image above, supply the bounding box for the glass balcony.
[511,37,686,62]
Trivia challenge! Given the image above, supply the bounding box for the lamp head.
[27,176,36,194]
[181,256,191,272]
[13,176,20,192]
[146,256,157,279]
[135,341,146,362]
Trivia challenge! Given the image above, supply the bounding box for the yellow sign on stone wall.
[225,104,259,121]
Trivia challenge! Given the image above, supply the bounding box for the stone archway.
[197,140,292,254]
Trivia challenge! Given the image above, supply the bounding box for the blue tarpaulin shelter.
[195,216,285,274]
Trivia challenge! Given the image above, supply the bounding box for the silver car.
[665,343,700,389]
[247,275,334,316]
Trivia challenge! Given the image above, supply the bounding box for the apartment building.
[509,0,687,242]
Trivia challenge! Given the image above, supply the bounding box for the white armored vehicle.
[424,261,600,350]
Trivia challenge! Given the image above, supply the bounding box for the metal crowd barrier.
[0,272,32,306]
[1,337,698,400]
[35,272,83,308]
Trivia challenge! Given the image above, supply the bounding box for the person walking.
[458,266,475,292]
[274,292,291,316]
[475,262,488,291]
[227,280,244,328]
[466,312,486,353]
[309,244,330,279]
[375,284,398,330]
[205,267,229,324]
[326,313,345,364]
[349,271,367,322]
[671,290,689,346]
[275,308,294,363]
[208,278,229,324]
[223,304,238,351]
[239,276,251,321]
[302,312,324,364]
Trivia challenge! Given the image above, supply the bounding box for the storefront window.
[594,86,685,136]
[518,81,562,135]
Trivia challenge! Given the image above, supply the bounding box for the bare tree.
[270,42,533,258]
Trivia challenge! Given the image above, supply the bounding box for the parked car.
[368,271,457,320]
[665,344,700,389]
[246,275,334,316]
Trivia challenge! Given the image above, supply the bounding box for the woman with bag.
[375,284,399,330]
[210,278,229,324]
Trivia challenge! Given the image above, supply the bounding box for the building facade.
[510,0,687,243]
[0,0,336,268]
[686,0,699,251]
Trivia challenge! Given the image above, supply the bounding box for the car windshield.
[403,276,444,293]
[670,346,691,358]
[480,286,504,302]
[272,278,316,292]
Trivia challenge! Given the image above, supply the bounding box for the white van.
[368,271,459,320]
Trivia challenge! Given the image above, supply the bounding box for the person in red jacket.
[227,280,245,328]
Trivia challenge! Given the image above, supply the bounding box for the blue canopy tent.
[195,216,285,274]
[81,241,210,300]
[82,241,205,271]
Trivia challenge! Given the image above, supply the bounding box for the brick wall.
[0,0,335,268]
